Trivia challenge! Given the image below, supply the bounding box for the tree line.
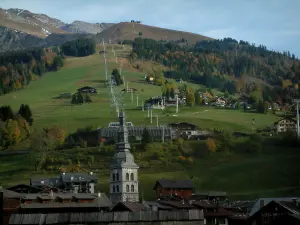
[61,38,96,57]
[0,104,33,150]
[0,38,96,96]
[0,47,64,96]
[129,37,300,104]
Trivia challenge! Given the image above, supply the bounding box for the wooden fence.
[9,209,204,225]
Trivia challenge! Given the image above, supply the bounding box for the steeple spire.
[116,110,130,152]
[109,110,139,203]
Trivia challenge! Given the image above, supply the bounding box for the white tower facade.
[110,111,139,203]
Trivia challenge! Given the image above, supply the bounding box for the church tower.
[110,111,139,204]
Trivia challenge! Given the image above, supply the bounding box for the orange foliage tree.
[205,138,217,153]
[47,126,66,146]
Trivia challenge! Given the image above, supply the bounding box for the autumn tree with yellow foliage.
[205,138,217,153]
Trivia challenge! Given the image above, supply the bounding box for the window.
[116,173,119,181]
[112,173,115,181]
[116,185,119,192]
[130,173,134,181]
[126,185,129,192]
[113,185,115,193]
[126,173,129,181]
[131,184,134,192]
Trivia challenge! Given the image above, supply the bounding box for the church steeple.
[109,111,139,204]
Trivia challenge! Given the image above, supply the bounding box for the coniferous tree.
[112,68,123,86]
[77,92,84,104]
[141,128,151,148]
[71,94,78,104]
[165,88,170,100]
[0,105,14,122]
[18,104,33,125]
[170,87,175,99]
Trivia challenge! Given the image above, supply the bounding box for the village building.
[77,86,97,94]
[273,117,297,134]
[248,198,300,225]
[168,122,212,140]
[30,172,98,194]
[109,111,140,204]
[7,184,59,194]
[121,87,137,93]
[153,179,195,200]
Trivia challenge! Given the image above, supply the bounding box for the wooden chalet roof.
[273,117,297,125]
[78,86,96,90]
[0,188,22,199]
[277,201,300,214]
[111,202,149,212]
[154,179,194,189]
[20,193,112,209]
[249,197,300,216]
[98,126,172,138]
[7,184,44,193]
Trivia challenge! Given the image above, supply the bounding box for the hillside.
[61,21,115,34]
[0,8,113,40]
[0,8,69,37]
[0,26,45,52]
[95,22,212,44]
[0,27,92,52]
[0,44,299,199]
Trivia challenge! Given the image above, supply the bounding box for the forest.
[0,38,96,96]
[130,37,300,104]
[0,47,64,95]
[61,38,96,57]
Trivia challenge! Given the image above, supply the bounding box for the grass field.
[0,44,280,133]
[0,144,299,200]
[0,44,296,200]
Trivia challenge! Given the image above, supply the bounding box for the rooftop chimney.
[98,193,101,197]
[260,199,264,209]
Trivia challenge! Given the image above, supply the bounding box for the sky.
[1,0,300,57]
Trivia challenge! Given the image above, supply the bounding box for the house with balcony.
[273,117,297,134]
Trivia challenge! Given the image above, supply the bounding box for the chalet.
[238,94,250,105]
[192,191,228,201]
[145,75,154,82]
[249,198,300,225]
[169,122,197,131]
[1,188,23,225]
[121,87,137,93]
[153,179,194,199]
[168,122,211,140]
[77,86,97,94]
[215,97,227,106]
[153,200,238,225]
[273,117,297,134]
[18,192,112,213]
[30,172,98,194]
[99,50,108,54]
[175,79,183,83]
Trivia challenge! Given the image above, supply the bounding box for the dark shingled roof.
[277,201,300,214]
[20,193,112,209]
[154,179,194,189]
[111,202,149,212]
[0,188,23,199]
